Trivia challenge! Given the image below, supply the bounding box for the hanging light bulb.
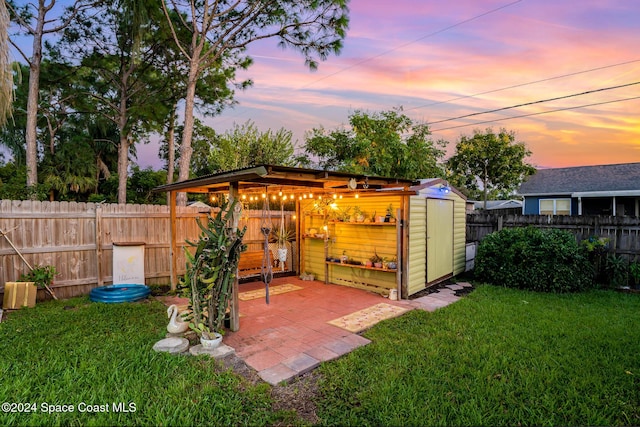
[241,194,247,200]
[355,192,359,199]
[262,193,266,199]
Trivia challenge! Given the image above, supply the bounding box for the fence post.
[497,215,503,231]
[95,205,103,286]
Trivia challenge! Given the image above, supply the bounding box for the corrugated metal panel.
[407,196,427,295]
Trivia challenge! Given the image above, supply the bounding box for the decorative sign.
[112,243,145,285]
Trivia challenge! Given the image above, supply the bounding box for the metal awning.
[153,164,417,195]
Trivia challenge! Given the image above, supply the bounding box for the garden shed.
[154,165,466,330]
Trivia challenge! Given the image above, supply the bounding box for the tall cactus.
[180,199,246,337]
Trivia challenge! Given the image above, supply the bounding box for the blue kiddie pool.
[89,284,151,303]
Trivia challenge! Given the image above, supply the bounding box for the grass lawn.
[0,297,298,427]
[316,285,640,426]
[1,286,638,426]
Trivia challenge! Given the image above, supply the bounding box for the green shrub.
[604,254,628,289]
[475,227,594,292]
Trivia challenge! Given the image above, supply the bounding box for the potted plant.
[352,206,365,223]
[19,264,58,300]
[273,226,294,264]
[370,251,383,268]
[385,204,396,223]
[387,256,398,270]
[180,199,246,348]
[341,250,348,264]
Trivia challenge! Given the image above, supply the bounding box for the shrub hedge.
[475,227,594,292]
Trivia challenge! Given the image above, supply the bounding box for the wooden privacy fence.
[0,200,295,300]
[467,213,640,260]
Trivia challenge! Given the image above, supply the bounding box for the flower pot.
[365,261,373,268]
[387,262,397,270]
[277,247,288,262]
[200,332,223,349]
[374,262,383,268]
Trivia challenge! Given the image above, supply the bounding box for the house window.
[540,198,571,215]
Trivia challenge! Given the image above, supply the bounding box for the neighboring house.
[517,162,640,216]
[471,200,523,211]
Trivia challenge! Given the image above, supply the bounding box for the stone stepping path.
[408,282,473,312]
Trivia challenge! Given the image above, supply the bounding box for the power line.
[298,0,524,89]
[430,95,640,132]
[406,58,640,111]
[428,81,640,125]
[218,0,525,126]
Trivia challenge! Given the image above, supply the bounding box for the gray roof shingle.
[518,162,640,195]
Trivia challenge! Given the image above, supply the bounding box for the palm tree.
[0,0,13,126]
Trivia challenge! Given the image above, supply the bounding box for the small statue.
[166,304,189,334]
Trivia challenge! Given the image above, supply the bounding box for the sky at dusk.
[9,1,640,171]
[138,0,640,171]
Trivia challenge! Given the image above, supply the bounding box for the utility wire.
[427,81,640,125]
[298,0,524,89]
[406,58,640,111]
[430,95,640,132]
[217,0,524,125]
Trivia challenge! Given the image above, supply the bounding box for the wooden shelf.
[329,221,396,226]
[326,261,397,272]
[301,234,327,240]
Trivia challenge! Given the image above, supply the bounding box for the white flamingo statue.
[166,304,189,334]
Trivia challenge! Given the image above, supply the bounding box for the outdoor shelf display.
[300,198,403,297]
[328,220,396,226]
[325,260,397,272]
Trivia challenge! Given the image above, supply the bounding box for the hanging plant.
[179,199,246,339]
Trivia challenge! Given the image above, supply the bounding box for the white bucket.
[388,289,398,300]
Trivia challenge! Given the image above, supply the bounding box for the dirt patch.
[269,370,321,425]
[217,354,321,425]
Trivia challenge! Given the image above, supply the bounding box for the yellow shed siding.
[451,193,467,275]
[407,196,427,295]
[406,189,467,296]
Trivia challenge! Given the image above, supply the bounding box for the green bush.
[475,227,594,292]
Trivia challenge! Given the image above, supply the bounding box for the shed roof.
[153,164,417,194]
[518,162,640,196]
